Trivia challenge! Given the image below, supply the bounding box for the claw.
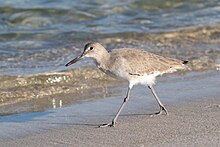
[150,106,168,117]
[99,121,116,128]
[161,105,168,115]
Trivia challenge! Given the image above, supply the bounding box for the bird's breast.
[98,66,118,79]
[98,65,130,80]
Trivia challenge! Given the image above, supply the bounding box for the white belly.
[114,69,160,87]
[129,74,159,86]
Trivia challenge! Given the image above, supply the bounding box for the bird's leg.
[99,87,131,128]
[148,85,168,116]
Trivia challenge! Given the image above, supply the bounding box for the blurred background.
[0,0,220,114]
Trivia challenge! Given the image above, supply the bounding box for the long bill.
[65,54,83,66]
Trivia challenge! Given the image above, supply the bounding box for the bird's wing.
[111,49,184,75]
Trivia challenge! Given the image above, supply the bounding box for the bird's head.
[65,42,106,66]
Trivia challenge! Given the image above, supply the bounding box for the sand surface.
[0,71,220,147]
[1,98,220,147]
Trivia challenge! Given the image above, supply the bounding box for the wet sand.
[0,71,220,146]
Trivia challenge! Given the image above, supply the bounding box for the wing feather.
[110,49,185,75]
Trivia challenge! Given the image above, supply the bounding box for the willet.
[65,42,188,127]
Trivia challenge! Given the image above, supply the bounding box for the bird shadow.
[121,112,160,116]
[47,112,162,128]
[49,122,100,127]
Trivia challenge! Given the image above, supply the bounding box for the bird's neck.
[95,50,110,69]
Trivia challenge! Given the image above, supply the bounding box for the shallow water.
[1,0,220,114]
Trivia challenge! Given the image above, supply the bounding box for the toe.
[99,122,115,128]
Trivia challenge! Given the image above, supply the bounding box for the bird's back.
[108,48,187,76]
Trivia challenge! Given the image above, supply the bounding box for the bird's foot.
[150,105,168,117]
[99,121,116,128]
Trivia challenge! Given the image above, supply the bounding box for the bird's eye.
[89,47,93,50]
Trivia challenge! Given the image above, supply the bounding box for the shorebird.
[65,42,188,127]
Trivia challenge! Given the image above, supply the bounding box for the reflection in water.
[52,98,56,109]
[59,100,62,108]
[52,98,63,109]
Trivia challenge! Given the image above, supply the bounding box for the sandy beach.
[1,98,220,147]
[0,71,219,147]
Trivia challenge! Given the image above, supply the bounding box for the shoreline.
[0,69,219,115]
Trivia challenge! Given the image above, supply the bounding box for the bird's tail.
[182,60,189,65]
[167,60,189,73]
